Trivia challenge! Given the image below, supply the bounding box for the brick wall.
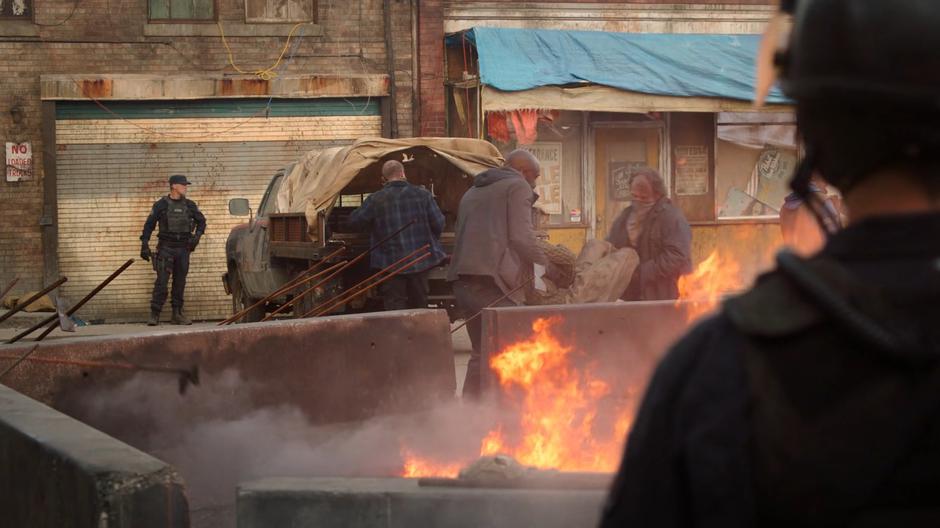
[0,0,416,296]
[417,0,445,137]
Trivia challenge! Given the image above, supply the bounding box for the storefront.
[444,27,799,286]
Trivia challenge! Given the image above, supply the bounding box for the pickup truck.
[223,138,503,322]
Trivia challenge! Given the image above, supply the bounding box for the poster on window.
[5,142,33,182]
[718,147,797,217]
[674,145,709,196]
[522,142,563,215]
[609,161,645,202]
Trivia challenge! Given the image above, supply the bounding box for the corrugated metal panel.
[56,98,380,120]
[56,115,383,144]
[55,135,376,321]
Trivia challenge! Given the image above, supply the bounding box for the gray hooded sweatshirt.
[447,166,547,303]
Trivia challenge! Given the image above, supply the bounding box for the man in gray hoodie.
[448,150,551,399]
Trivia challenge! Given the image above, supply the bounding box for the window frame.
[0,0,33,21]
[147,0,218,23]
[713,111,799,223]
[244,0,316,24]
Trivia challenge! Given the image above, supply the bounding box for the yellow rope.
[218,22,305,81]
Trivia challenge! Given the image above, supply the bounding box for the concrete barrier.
[480,300,695,395]
[0,309,456,438]
[0,383,188,528]
[237,477,606,528]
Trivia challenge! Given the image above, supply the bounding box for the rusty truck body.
[223,138,503,321]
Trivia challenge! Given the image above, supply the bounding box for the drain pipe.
[383,0,400,138]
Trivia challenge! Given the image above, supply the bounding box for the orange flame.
[401,448,462,478]
[400,317,635,477]
[677,250,744,322]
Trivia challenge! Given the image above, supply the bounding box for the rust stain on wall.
[80,79,113,99]
[220,78,271,96]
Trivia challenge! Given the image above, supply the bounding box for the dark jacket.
[346,180,446,273]
[607,198,692,301]
[447,167,547,304]
[140,196,207,247]
[600,212,940,528]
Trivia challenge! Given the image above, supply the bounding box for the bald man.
[346,159,446,310]
[448,150,558,399]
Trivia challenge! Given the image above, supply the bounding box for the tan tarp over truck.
[223,138,503,322]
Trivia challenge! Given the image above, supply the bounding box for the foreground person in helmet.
[140,175,207,326]
[601,1,940,526]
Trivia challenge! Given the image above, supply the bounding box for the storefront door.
[593,126,662,240]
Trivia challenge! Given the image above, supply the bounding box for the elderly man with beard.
[606,168,692,301]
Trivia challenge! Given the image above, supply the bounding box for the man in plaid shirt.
[346,160,446,310]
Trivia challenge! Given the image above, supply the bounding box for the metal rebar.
[261,219,418,322]
[301,245,430,318]
[260,260,350,321]
[449,279,532,335]
[219,245,347,325]
[33,259,134,342]
[0,277,68,325]
[308,252,433,318]
[0,344,39,380]
[0,277,19,307]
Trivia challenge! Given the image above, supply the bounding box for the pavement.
[0,308,474,396]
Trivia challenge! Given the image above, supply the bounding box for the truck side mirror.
[229,198,251,217]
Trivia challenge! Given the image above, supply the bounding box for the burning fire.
[400,317,635,477]
[677,250,743,321]
[401,448,463,478]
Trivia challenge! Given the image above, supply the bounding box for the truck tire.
[231,275,265,323]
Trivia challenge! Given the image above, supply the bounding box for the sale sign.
[6,142,33,182]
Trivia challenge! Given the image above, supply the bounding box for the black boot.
[172,307,192,325]
[147,310,160,326]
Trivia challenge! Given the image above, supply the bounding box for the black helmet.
[776,0,940,196]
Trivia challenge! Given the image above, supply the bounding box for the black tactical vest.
[163,197,193,234]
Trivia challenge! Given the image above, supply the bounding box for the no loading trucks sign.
[5,142,33,182]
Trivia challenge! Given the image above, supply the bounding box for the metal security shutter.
[55,99,382,321]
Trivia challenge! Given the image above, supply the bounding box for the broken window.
[715,112,798,219]
[245,0,315,23]
[148,0,215,21]
[0,0,32,19]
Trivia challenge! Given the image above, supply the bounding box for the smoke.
[74,370,508,525]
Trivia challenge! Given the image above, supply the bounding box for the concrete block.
[0,309,456,433]
[0,384,188,528]
[237,477,605,528]
[480,300,695,395]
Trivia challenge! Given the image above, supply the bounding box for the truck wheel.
[231,275,264,323]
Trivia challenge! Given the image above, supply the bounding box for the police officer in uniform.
[140,175,207,326]
[601,1,940,526]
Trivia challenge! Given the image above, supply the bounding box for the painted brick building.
[0,0,422,320]
[1,0,780,320]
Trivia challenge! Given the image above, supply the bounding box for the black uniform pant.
[380,270,430,311]
[452,275,516,400]
[150,244,190,313]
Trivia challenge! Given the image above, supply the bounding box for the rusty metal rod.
[260,260,350,321]
[219,245,347,325]
[0,277,68,325]
[0,353,197,379]
[0,277,19,307]
[309,252,433,318]
[0,344,39,380]
[449,278,532,335]
[301,245,430,318]
[261,219,418,322]
[32,259,134,342]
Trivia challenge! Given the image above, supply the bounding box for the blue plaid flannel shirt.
[346,181,447,273]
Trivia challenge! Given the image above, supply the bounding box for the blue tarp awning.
[450,27,788,104]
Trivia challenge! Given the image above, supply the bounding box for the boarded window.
[149,0,215,21]
[0,0,32,19]
[715,112,798,220]
[245,0,314,23]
